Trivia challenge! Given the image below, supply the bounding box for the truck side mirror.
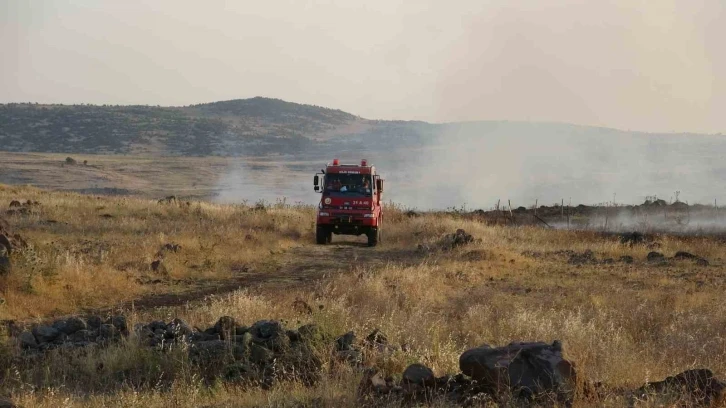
[314,175,320,192]
[376,178,383,193]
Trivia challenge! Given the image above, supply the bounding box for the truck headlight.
[319,212,329,216]
[363,213,375,218]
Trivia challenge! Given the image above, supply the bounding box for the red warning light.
[332,158,339,165]
[361,159,367,166]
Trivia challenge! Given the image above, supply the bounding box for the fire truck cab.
[313,159,383,246]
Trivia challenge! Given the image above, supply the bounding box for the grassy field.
[0,151,320,203]
[1,183,725,407]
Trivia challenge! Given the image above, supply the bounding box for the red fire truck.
[313,159,384,246]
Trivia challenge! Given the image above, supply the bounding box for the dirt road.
[92,238,425,315]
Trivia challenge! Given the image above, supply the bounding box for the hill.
[0,97,437,156]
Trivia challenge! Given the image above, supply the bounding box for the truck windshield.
[324,173,372,197]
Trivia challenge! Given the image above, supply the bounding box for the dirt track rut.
[94,239,425,315]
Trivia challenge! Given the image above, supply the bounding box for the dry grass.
[0,184,312,320]
[1,185,725,407]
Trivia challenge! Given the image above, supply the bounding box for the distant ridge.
[0,97,721,157]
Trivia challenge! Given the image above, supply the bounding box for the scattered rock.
[32,325,60,343]
[249,320,288,351]
[161,243,182,252]
[68,330,94,343]
[358,367,389,396]
[150,259,167,274]
[696,258,710,266]
[567,249,597,265]
[647,251,666,263]
[109,315,128,335]
[8,201,21,208]
[443,229,476,249]
[336,331,356,351]
[674,251,699,260]
[18,330,38,349]
[402,363,436,387]
[635,368,725,406]
[87,316,102,329]
[674,251,709,266]
[292,298,313,314]
[190,340,238,365]
[63,317,88,334]
[98,324,117,340]
[249,343,274,364]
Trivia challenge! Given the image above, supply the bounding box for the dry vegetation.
[1,183,725,407]
[0,184,311,320]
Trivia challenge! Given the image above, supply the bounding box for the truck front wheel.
[316,227,332,244]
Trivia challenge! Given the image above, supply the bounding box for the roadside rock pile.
[6,199,41,216]
[361,341,725,407]
[17,315,128,350]
[360,341,576,406]
[12,315,402,389]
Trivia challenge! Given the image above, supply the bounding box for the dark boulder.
[18,331,38,349]
[336,331,356,351]
[459,341,576,403]
[32,325,60,343]
[63,317,88,334]
[249,320,288,351]
[647,251,666,263]
[402,363,436,387]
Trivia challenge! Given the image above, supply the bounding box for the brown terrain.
[1,182,725,407]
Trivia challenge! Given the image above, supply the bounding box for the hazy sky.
[2,0,725,133]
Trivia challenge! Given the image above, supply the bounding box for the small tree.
[65,157,76,165]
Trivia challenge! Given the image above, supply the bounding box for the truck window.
[324,174,372,197]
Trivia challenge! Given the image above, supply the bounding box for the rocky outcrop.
[459,341,576,404]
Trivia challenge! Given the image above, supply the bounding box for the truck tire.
[367,228,379,247]
[316,227,330,245]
